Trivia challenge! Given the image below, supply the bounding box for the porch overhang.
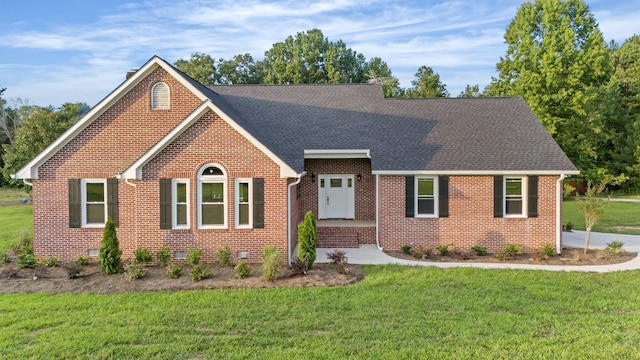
[304,149,371,159]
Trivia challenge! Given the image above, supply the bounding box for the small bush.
[262,246,282,281]
[157,246,172,267]
[401,244,413,255]
[190,264,211,282]
[74,256,90,266]
[0,252,11,264]
[17,253,37,268]
[124,261,148,280]
[11,230,33,254]
[234,260,251,279]
[1,266,19,279]
[327,249,350,274]
[542,244,556,257]
[564,222,574,232]
[216,244,234,267]
[166,264,183,279]
[186,246,202,266]
[298,211,317,268]
[134,248,153,264]
[470,246,488,256]
[44,257,59,267]
[99,217,122,275]
[495,244,523,261]
[412,247,431,259]
[435,244,453,256]
[290,257,308,275]
[605,241,625,257]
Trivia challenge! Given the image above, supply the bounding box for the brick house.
[13,56,578,263]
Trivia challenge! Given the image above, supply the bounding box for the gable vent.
[151,82,170,110]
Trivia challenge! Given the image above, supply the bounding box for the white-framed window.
[172,179,190,229]
[197,164,227,228]
[81,179,107,227]
[151,82,170,110]
[415,176,438,217]
[235,178,253,228]
[504,177,527,217]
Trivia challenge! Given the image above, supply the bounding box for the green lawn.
[1,266,640,359]
[563,199,640,234]
[0,205,32,253]
[0,186,30,204]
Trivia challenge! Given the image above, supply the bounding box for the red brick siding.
[378,175,559,253]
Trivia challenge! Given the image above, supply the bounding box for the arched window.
[151,82,170,110]
[197,164,227,228]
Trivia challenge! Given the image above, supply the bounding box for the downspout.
[375,174,383,250]
[120,176,138,250]
[556,174,567,255]
[22,179,33,187]
[287,173,305,265]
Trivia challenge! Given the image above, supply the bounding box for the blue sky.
[0,0,638,107]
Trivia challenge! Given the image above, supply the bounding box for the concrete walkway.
[315,231,640,272]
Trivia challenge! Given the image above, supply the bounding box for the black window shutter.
[253,178,264,228]
[107,178,119,226]
[528,176,539,218]
[68,179,81,228]
[494,176,503,218]
[405,176,415,217]
[439,176,449,218]
[159,178,172,229]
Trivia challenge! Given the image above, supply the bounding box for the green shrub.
[542,244,556,257]
[290,257,308,275]
[11,230,33,255]
[234,260,251,279]
[99,217,122,275]
[133,248,153,264]
[605,241,625,257]
[156,246,172,267]
[327,249,349,274]
[44,257,59,267]
[0,251,11,264]
[297,211,317,268]
[470,246,488,256]
[564,221,574,232]
[74,256,89,266]
[190,264,211,282]
[18,252,37,268]
[216,244,234,267]
[401,244,413,255]
[124,261,147,281]
[186,246,202,266]
[435,244,453,256]
[262,246,282,281]
[166,264,183,279]
[495,244,523,261]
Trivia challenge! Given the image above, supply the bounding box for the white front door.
[318,175,355,219]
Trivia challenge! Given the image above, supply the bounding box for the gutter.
[287,172,306,265]
[556,174,567,255]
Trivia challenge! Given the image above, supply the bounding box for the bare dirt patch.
[0,261,363,294]
[385,247,636,266]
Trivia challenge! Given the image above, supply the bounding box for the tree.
[174,53,216,85]
[99,217,122,274]
[575,182,609,253]
[297,211,317,268]
[486,0,612,183]
[364,57,403,98]
[214,53,264,84]
[406,66,449,98]
[458,84,482,98]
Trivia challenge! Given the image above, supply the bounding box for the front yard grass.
[0,205,32,253]
[563,198,640,234]
[1,266,640,359]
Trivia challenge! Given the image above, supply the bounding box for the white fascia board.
[371,170,580,176]
[304,149,371,159]
[121,100,298,179]
[12,56,209,180]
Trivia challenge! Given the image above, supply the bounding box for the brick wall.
[378,175,559,253]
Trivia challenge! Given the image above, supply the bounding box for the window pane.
[238,182,249,203]
[417,198,434,215]
[176,204,187,225]
[506,179,522,196]
[86,183,104,202]
[202,166,223,176]
[202,183,224,203]
[506,199,523,215]
[176,183,187,203]
[417,179,434,196]
[239,203,249,225]
[202,204,224,225]
[330,179,342,188]
[86,204,105,223]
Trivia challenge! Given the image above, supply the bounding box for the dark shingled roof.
[205,84,577,174]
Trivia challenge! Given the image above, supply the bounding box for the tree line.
[2,0,639,191]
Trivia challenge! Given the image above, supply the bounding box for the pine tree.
[297,211,317,268]
[99,217,122,274]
